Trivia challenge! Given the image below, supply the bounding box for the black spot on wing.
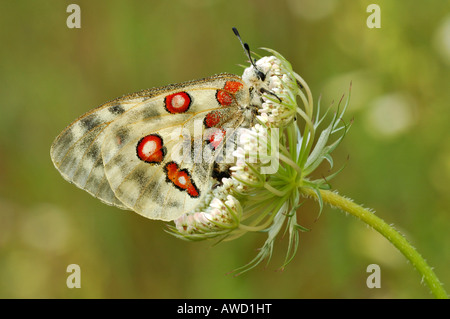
[80,114,102,131]
[142,107,161,120]
[108,104,125,115]
[114,127,130,146]
[146,180,162,203]
[86,143,100,160]
[166,199,181,208]
[58,129,74,147]
[145,180,181,208]
[109,154,125,168]
[130,167,148,187]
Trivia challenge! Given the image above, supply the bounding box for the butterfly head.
[241,57,269,90]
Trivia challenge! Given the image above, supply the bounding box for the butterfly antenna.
[232,28,253,64]
[232,27,265,81]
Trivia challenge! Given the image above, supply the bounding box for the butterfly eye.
[256,69,266,82]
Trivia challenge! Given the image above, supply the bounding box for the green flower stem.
[301,187,448,299]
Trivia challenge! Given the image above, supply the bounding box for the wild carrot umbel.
[166,49,448,298]
[167,49,350,272]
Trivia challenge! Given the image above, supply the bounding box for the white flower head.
[242,53,298,128]
[167,46,351,275]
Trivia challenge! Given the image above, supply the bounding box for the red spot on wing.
[164,92,191,114]
[216,81,244,106]
[216,90,233,106]
[208,128,226,150]
[136,134,166,164]
[164,162,200,198]
[187,183,200,198]
[204,111,222,128]
[224,80,244,93]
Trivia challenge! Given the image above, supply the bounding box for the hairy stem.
[301,187,448,299]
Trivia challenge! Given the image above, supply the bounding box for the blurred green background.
[0,0,449,298]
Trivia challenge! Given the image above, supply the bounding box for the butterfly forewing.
[50,97,150,209]
[51,73,251,221]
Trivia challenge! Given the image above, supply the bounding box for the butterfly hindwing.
[102,74,248,221]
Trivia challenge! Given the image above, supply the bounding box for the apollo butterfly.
[50,28,274,221]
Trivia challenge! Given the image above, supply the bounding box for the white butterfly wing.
[102,74,246,221]
[50,97,150,209]
[51,73,248,221]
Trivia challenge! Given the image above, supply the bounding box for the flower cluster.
[171,194,241,240]
[231,124,271,185]
[168,51,296,241]
[253,55,297,127]
[167,48,350,274]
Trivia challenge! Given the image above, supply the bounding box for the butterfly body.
[51,71,265,221]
